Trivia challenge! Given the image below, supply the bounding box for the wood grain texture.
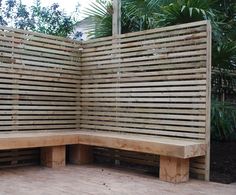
[160,156,189,183]
[0,130,205,159]
[0,24,81,134]
[41,145,65,168]
[80,21,209,141]
[204,20,212,181]
[112,0,121,35]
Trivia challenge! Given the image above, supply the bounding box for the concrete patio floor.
[0,165,235,195]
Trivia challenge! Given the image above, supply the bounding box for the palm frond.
[155,0,216,27]
[83,0,112,38]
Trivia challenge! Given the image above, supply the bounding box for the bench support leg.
[41,145,65,168]
[159,156,189,183]
[68,145,93,165]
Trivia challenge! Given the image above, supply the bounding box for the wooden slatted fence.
[0,26,81,132]
[0,21,211,180]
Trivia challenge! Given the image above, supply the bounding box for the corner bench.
[0,20,211,184]
[0,130,206,183]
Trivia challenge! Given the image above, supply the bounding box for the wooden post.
[112,0,121,35]
[205,20,212,181]
[159,156,189,183]
[41,145,65,168]
[112,0,121,166]
[68,145,93,165]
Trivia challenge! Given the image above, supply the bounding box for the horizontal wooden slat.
[81,97,206,103]
[81,85,206,93]
[80,111,205,120]
[81,80,206,89]
[0,90,76,97]
[0,115,77,120]
[79,106,205,115]
[0,125,77,131]
[80,125,205,139]
[0,101,76,106]
[80,115,205,127]
[81,91,206,97]
[0,84,77,93]
[0,72,78,84]
[0,105,76,110]
[80,102,206,108]
[0,79,78,89]
[80,119,205,132]
[0,119,76,126]
[0,111,78,115]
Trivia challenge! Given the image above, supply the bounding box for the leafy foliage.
[83,0,112,38]
[84,0,220,37]
[211,101,236,141]
[212,42,236,101]
[122,0,163,31]
[155,0,215,26]
[211,0,236,41]
[30,1,74,37]
[0,0,75,37]
[84,0,169,37]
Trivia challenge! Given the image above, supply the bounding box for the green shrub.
[211,100,236,141]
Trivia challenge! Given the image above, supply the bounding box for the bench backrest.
[80,21,211,141]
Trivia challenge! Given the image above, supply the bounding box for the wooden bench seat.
[0,130,206,183]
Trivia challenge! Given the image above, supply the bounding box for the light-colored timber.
[0,21,211,182]
[0,130,205,159]
[41,145,66,168]
[159,156,189,183]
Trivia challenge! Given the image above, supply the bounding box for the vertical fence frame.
[205,21,212,181]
